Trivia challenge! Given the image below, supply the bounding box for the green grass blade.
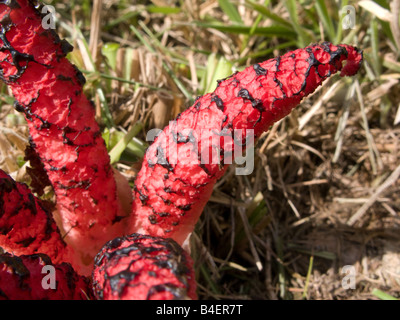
[199,53,217,93]
[204,56,233,94]
[199,264,220,294]
[284,0,312,46]
[218,0,243,24]
[372,289,399,300]
[248,13,263,37]
[235,40,296,64]
[245,0,293,28]
[334,0,348,43]
[101,42,120,71]
[315,0,336,42]
[90,71,170,92]
[341,24,360,44]
[109,122,144,164]
[105,11,140,30]
[287,244,337,260]
[0,93,16,105]
[382,55,400,72]
[370,17,382,76]
[147,5,181,14]
[302,255,314,299]
[123,47,135,91]
[96,87,114,128]
[193,21,297,39]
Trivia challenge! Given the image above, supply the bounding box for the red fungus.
[0,252,93,300]
[0,0,127,264]
[0,0,365,301]
[128,43,363,246]
[92,233,197,300]
[0,170,73,263]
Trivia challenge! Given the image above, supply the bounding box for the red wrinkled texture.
[0,252,93,300]
[129,43,363,245]
[92,234,197,300]
[0,0,125,265]
[0,170,79,268]
[0,0,363,301]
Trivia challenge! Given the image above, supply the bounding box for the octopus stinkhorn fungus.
[128,42,363,246]
[0,170,78,268]
[0,0,127,265]
[0,0,363,300]
[92,233,197,300]
[0,252,93,300]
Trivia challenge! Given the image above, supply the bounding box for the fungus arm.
[129,43,363,245]
[0,0,128,263]
[0,252,93,300]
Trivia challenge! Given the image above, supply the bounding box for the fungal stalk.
[128,43,363,246]
[0,0,127,265]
